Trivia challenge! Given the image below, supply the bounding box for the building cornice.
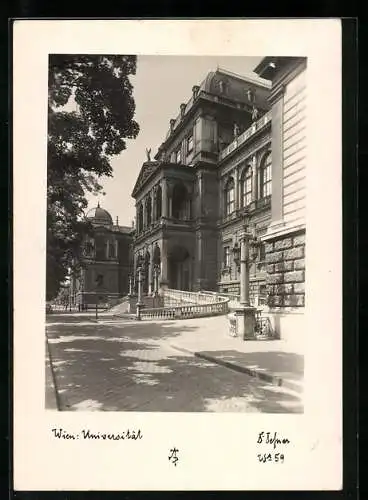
[261,221,306,241]
[268,85,286,105]
[268,59,307,106]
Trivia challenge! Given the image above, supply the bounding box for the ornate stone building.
[131,59,307,340]
[72,203,133,309]
[132,68,271,294]
[254,56,307,340]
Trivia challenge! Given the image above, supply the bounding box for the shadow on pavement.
[46,316,303,413]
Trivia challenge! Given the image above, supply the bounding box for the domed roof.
[86,203,113,227]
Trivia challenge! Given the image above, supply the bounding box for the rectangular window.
[243,175,252,206]
[262,165,272,197]
[261,153,272,198]
[223,246,231,267]
[109,241,116,258]
[175,147,182,164]
[186,133,194,153]
[226,188,235,215]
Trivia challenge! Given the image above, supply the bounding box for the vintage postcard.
[13,19,342,490]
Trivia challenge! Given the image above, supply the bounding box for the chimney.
[192,85,200,99]
[116,216,119,226]
[170,118,176,132]
[180,103,186,118]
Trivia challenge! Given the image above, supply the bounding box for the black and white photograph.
[13,19,343,491]
[45,54,306,413]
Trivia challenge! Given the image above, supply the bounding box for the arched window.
[138,203,143,232]
[260,152,272,198]
[155,186,162,219]
[241,166,253,207]
[224,177,235,215]
[146,196,152,226]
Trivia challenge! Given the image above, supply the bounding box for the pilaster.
[270,88,285,224]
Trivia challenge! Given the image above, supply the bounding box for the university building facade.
[131,56,307,339]
[72,56,307,339]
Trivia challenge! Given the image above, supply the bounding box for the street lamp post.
[136,265,143,320]
[231,225,261,340]
[128,274,133,297]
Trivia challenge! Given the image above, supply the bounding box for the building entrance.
[168,246,191,291]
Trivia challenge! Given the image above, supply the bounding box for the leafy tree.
[47,55,139,300]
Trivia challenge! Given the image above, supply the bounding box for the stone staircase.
[108,294,164,315]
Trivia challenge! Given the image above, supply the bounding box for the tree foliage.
[47,55,139,300]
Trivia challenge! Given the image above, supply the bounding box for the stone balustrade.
[113,288,230,320]
[140,299,229,321]
[219,111,272,161]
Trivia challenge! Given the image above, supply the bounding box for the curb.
[45,338,62,411]
[170,344,302,394]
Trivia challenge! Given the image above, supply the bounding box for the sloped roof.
[161,68,271,144]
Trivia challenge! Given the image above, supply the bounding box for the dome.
[86,203,113,227]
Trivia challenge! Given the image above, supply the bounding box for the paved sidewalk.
[55,312,304,395]
[165,316,304,394]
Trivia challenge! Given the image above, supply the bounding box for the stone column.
[161,179,168,218]
[136,267,143,320]
[148,249,153,294]
[270,88,285,225]
[167,180,174,218]
[252,155,258,202]
[141,198,146,229]
[234,167,239,212]
[160,239,169,289]
[152,188,157,221]
[133,253,138,293]
[128,275,133,296]
[153,266,159,295]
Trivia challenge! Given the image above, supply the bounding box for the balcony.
[134,216,195,241]
[219,111,272,161]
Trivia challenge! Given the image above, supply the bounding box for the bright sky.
[87,55,266,226]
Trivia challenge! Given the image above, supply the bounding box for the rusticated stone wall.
[265,230,305,307]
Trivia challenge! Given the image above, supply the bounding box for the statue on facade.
[233,122,240,138]
[252,106,259,122]
[145,148,152,162]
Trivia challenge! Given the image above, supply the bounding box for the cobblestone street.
[46,314,303,413]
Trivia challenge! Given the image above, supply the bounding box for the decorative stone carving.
[233,122,240,138]
[192,85,200,99]
[145,148,152,161]
[180,103,186,117]
[252,106,259,122]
